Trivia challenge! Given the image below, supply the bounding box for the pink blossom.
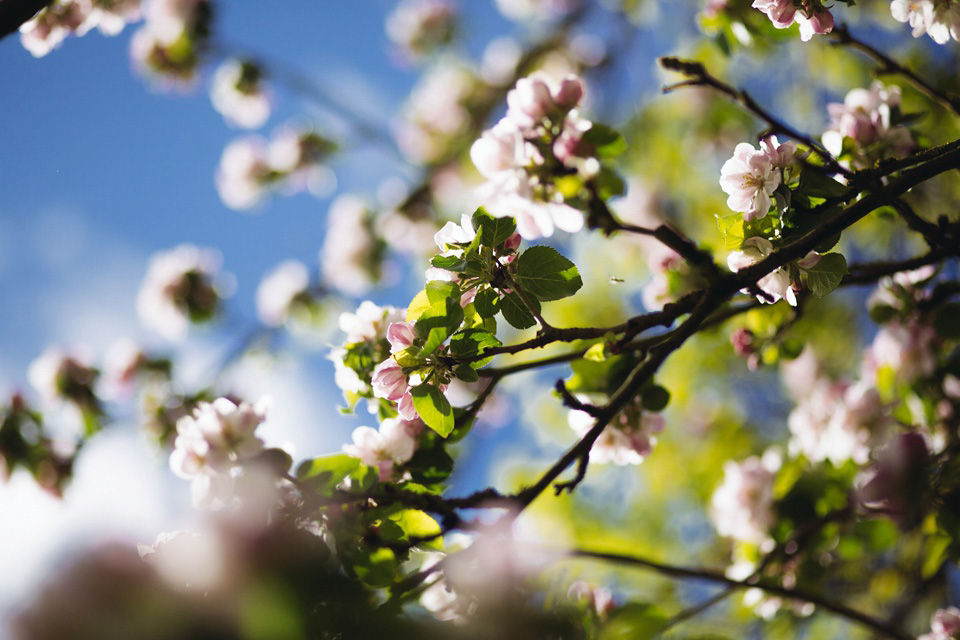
[343,418,419,481]
[371,358,409,402]
[386,322,416,352]
[919,607,960,640]
[719,142,781,220]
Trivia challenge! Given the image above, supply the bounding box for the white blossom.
[256,260,310,326]
[719,142,781,220]
[342,417,422,481]
[568,400,664,466]
[891,0,960,43]
[320,195,380,295]
[338,301,404,345]
[710,452,779,546]
[136,244,223,341]
[210,59,271,130]
[394,60,474,163]
[385,0,455,61]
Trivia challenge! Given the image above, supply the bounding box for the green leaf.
[582,123,626,157]
[351,547,399,588]
[805,252,847,298]
[598,603,667,640]
[593,166,626,200]
[799,167,849,198]
[430,255,466,272]
[513,246,583,302]
[387,509,443,551]
[425,280,460,304]
[716,213,745,250]
[453,364,479,382]
[640,384,670,412]
[449,329,502,368]
[406,289,431,323]
[296,453,376,495]
[411,385,455,437]
[472,207,517,248]
[415,297,464,356]
[474,288,500,318]
[500,291,538,329]
[406,441,454,483]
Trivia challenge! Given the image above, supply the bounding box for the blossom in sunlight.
[719,142,781,221]
[727,237,799,306]
[216,136,271,209]
[386,321,416,352]
[19,1,88,57]
[752,0,834,40]
[210,59,271,129]
[343,417,422,480]
[385,0,456,61]
[136,244,224,341]
[394,60,476,164]
[891,0,960,44]
[256,260,310,326]
[169,397,269,509]
[710,451,779,546]
[338,301,405,345]
[919,607,960,640]
[320,195,383,295]
[471,72,597,240]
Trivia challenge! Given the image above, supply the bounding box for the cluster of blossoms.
[567,397,665,466]
[216,125,336,210]
[330,301,406,411]
[471,72,599,240]
[370,320,432,421]
[130,0,211,88]
[752,0,834,41]
[343,416,424,481]
[20,0,141,57]
[137,244,225,341]
[209,59,271,130]
[920,607,960,640]
[320,195,387,296]
[394,60,478,164]
[169,397,269,508]
[710,450,779,547]
[822,81,915,169]
[28,347,100,412]
[892,0,960,43]
[385,0,456,63]
[255,260,311,327]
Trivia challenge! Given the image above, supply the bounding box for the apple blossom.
[891,0,960,43]
[385,0,456,62]
[136,244,224,341]
[494,0,579,22]
[710,452,779,546]
[568,398,664,466]
[394,60,475,164]
[752,0,834,40]
[919,607,960,640]
[169,397,269,509]
[210,59,271,130]
[371,358,409,402]
[386,322,416,352]
[727,237,802,306]
[320,195,383,295]
[719,142,781,221]
[822,81,914,169]
[342,417,422,481]
[28,347,99,409]
[338,301,405,345]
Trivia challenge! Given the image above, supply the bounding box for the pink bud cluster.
[822,81,915,169]
[169,397,269,509]
[752,0,834,41]
[471,72,597,240]
[20,0,140,57]
[216,125,335,210]
[892,0,960,44]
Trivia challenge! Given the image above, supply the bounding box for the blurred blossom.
[481,36,522,86]
[130,0,210,88]
[919,607,960,640]
[867,264,936,313]
[342,417,422,481]
[338,300,405,345]
[394,60,476,164]
[169,396,269,509]
[256,260,310,326]
[863,318,938,385]
[891,0,960,44]
[568,580,615,619]
[822,81,914,169]
[386,0,456,62]
[710,451,779,546]
[494,0,580,22]
[858,431,929,526]
[136,244,224,340]
[216,135,271,209]
[28,347,98,409]
[210,59,271,129]
[137,529,225,591]
[568,397,664,465]
[320,195,384,295]
[20,0,140,57]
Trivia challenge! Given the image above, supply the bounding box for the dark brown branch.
[831,24,960,116]
[572,548,912,640]
[0,0,52,42]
